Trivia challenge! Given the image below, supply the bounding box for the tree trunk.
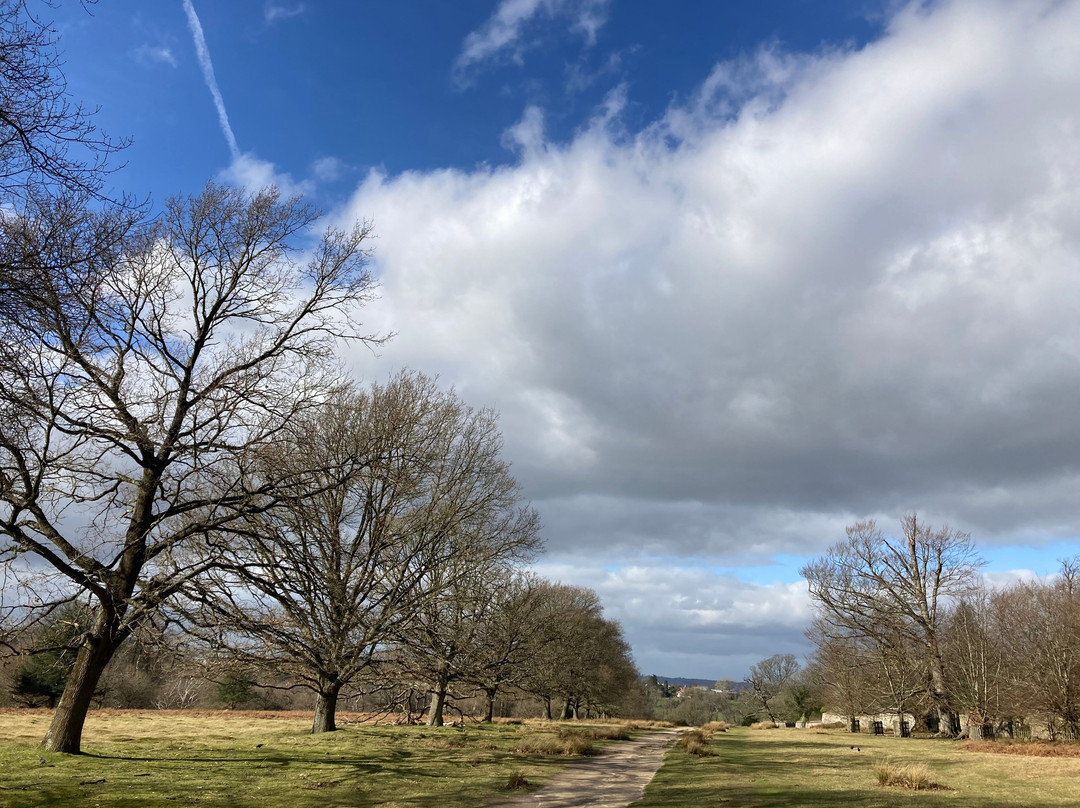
[482,688,496,723]
[42,628,118,753]
[560,698,572,720]
[543,697,552,720]
[312,682,342,734]
[426,675,448,727]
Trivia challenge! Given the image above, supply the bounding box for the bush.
[874,759,944,790]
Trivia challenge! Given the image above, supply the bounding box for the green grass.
[0,709,638,807]
[632,726,1080,807]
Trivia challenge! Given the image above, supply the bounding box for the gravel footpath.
[487,728,684,808]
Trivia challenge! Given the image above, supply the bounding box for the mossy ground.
[0,710,633,807]
[633,725,1080,807]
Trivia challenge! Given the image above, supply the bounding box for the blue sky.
[50,0,1080,679]
[57,1,882,202]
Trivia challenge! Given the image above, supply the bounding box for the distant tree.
[522,584,638,720]
[10,604,89,708]
[801,514,982,735]
[745,653,799,722]
[394,528,540,727]
[216,669,254,710]
[466,571,549,722]
[0,182,379,753]
[942,587,1005,739]
[992,558,1080,739]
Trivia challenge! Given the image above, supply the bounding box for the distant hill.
[646,675,749,691]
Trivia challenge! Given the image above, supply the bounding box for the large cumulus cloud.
[336,0,1080,674]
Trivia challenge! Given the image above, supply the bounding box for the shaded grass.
[633,725,1080,807]
[0,710,639,807]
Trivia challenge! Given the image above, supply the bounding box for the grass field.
[634,725,1080,807]
[0,709,642,807]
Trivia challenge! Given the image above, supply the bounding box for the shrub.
[874,759,944,790]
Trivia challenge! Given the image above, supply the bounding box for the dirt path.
[488,728,683,808]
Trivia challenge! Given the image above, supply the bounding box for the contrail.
[182,0,240,161]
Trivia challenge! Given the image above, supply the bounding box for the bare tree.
[745,653,799,723]
[993,559,1080,739]
[518,583,638,720]
[0,182,378,752]
[943,587,1006,738]
[397,538,539,728]
[0,0,127,203]
[801,514,982,735]
[465,571,549,722]
[176,372,539,733]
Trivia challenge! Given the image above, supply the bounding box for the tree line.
[803,514,1080,740]
[0,1,639,753]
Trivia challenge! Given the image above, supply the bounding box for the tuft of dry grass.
[493,717,524,725]
[700,721,730,733]
[873,758,946,790]
[750,721,778,730]
[678,730,715,757]
[505,770,531,790]
[513,730,596,756]
[961,740,1080,758]
[819,721,847,729]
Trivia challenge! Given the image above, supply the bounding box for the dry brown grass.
[961,740,1080,758]
[701,721,730,733]
[750,720,778,730]
[677,729,715,757]
[504,770,531,790]
[873,758,946,790]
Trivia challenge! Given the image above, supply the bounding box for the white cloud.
[334,0,1080,674]
[456,0,610,78]
[219,153,311,197]
[533,561,815,678]
[133,44,177,68]
[311,156,344,182]
[265,2,305,24]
